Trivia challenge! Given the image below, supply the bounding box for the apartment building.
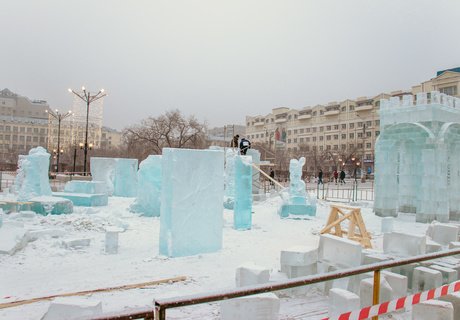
[245,68,460,175]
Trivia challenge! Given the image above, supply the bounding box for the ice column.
[159,148,224,257]
[113,158,138,197]
[224,148,238,198]
[130,155,162,217]
[374,140,399,217]
[16,147,52,201]
[234,155,252,230]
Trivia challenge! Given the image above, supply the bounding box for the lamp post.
[68,87,106,175]
[46,109,72,172]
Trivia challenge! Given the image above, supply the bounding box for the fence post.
[155,304,165,320]
[372,269,381,320]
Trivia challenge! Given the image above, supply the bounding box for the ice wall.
[224,148,238,198]
[130,155,162,217]
[90,157,138,197]
[15,147,52,201]
[234,155,252,230]
[159,148,224,257]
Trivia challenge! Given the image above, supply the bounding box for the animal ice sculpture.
[15,147,52,201]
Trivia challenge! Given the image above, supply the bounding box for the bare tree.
[123,110,207,159]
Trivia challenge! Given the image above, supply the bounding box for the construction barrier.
[323,281,460,320]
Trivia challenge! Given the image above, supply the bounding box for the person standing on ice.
[333,169,338,184]
[230,134,239,148]
[239,137,251,155]
[269,168,275,187]
[318,169,323,185]
[340,169,346,184]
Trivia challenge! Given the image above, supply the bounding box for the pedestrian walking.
[269,168,275,187]
[318,169,323,185]
[340,170,346,184]
[230,134,239,148]
[333,169,338,184]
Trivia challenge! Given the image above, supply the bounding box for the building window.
[294,129,298,134]
[349,105,355,111]
[306,137,310,142]
[366,143,372,148]
[358,132,363,138]
[300,138,304,143]
[376,131,380,136]
[319,136,324,141]
[333,145,338,150]
[342,124,347,129]
[320,110,324,115]
[333,134,338,140]
[312,137,316,142]
[299,129,304,134]
[366,121,372,127]
[366,131,372,137]
[349,143,354,149]
[349,123,354,129]
[326,145,331,150]
[293,138,297,143]
[319,146,323,151]
[341,144,346,150]
[326,135,331,141]
[358,143,363,148]
[319,127,324,132]
[341,134,346,139]
[326,126,331,131]
[333,125,339,130]
[349,133,354,139]
[341,106,346,111]
[366,154,372,160]
[439,86,458,96]
[312,127,317,132]
[375,120,380,126]
[306,128,310,133]
[357,122,363,128]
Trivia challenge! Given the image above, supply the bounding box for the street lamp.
[68,87,107,175]
[46,109,72,172]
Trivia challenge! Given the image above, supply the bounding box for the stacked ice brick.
[375,91,460,223]
[91,157,138,197]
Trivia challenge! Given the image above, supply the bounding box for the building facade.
[245,68,460,176]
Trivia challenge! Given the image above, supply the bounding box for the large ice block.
[224,148,238,199]
[90,157,138,197]
[130,155,162,217]
[159,148,224,257]
[29,196,74,215]
[15,147,52,201]
[233,155,252,230]
[64,181,107,194]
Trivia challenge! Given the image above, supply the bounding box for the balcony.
[324,110,340,116]
[298,114,312,120]
[275,117,287,123]
[356,104,373,111]
[254,121,265,126]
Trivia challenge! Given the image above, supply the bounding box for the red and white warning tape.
[323,281,460,320]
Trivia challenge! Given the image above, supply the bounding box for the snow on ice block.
[328,288,360,319]
[412,267,442,293]
[90,157,117,195]
[42,297,102,320]
[64,181,107,195]
[359,277,392,308]
[236,263,270,287]
[383,232,426,257]
[431,223,459,246]
[29,196,73,215]
[28,228,65,241]
[412,300,453,320]
[52,192,108,207]
[113,158,138,197]
[159,148,224,257]
[428,265,457,284]
[220,293,280,320]
[381,271,408,299]
[0,225,28,255]
[62,238,91,249]
[318,234,362,268]
[439,292,460,320]
[426,238,442,253]
[130,155,162,217]
[16,146,52,201]
[280,246,318,266]
[362,252,395,265]
[233,155,252,230]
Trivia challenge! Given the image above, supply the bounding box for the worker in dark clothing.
[239,137,251,155]
[269,168,275,186]
[230,134,239,148]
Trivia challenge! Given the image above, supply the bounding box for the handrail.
[154,248,460,319]
[251,163,285,190]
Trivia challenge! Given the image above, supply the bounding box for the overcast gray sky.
[1,0,459,130]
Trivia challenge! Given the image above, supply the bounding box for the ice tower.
[130,155,162,217]
[159,148,224,257]
[374,92,460,223]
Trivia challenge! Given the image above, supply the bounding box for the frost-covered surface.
[0,194,428,319]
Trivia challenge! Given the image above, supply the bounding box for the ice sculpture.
[234,155,252,230]
[246,149,265,201]
[90,157,138,197]
[130,155,162,217]
[278,157,316,217]
[159,148,224,257]
[15,147,52,201]
[374,92,460,223]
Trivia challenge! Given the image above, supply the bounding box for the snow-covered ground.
[0,194,429,319]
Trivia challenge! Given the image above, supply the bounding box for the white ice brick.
[412,267,443,293]
[381,217,394,233]
[281,264,317,279]
[62,238,91,249]
[428,265,457,284]
[318,234,362,268]
[431,223,459,246]
[220,293,279,320]
[0,225,28,255]
[359,277,392,308]
[383,232,426,257]
[381,271,408,298]
[426,238,442,253]
[439,292,460,320]
[42,297,102,320]
[105,227,122,254]
[412,300,453,320]
[236,263,270,287]
[362,253,394,265]
[280,246,317,267]
[328,288,360,319]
